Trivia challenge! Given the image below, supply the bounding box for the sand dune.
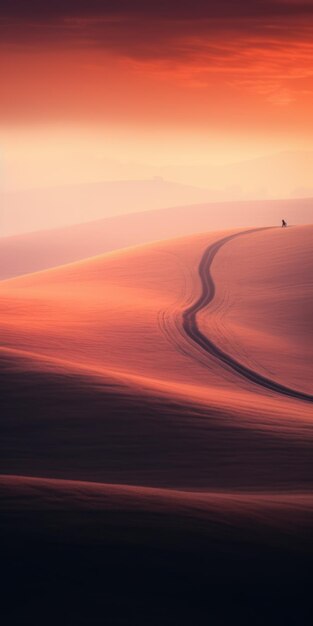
[2,475,312,625]
[2,474,313,547]
[1,195,313,280]
[1,226,312,485]
[1,225,313,624]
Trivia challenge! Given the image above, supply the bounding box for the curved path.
[182,229,313,403]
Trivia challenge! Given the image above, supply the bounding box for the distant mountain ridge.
[1,196,312,280]
[1,178,225,237]
[2,151,313,236]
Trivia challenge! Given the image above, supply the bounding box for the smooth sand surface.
[1,225,313,624]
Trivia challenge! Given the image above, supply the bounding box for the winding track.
[182,229,313,403]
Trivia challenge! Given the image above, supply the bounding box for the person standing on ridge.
[282,219,287,227]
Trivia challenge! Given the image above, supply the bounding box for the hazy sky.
[1,1,313,190]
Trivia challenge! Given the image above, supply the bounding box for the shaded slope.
[2,476,312,626]
[1,350,312,491]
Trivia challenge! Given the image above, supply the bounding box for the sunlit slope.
[0,232,214,391]
[1,227,312,401]
[200,226,313,395]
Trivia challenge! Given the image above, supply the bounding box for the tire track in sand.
[182,229,313,403]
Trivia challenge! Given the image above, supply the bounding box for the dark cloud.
[1,1,313,121]
[1,0,313,21]
[1,0,313,62]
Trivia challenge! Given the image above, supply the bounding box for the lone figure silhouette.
[282,219,287,227]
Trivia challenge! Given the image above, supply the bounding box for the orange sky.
[1,1,313,188]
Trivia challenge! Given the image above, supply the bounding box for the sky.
[1,0,313,192]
